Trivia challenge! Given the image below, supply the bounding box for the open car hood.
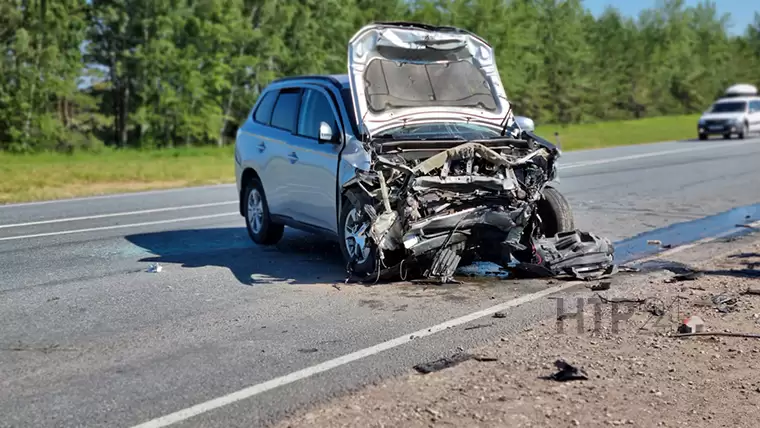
[347,22,512,138]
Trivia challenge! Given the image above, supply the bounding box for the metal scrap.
[712,292,740,313]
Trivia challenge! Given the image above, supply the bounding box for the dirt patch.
[276,240,760,428]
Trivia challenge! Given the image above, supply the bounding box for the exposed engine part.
[343,133,615,283]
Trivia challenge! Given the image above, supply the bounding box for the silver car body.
[235,22,534,240]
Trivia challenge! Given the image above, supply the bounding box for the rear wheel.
[243,177,284,245]
[698,133,707,141]
[339,201,377,276]
[536,186,575,238]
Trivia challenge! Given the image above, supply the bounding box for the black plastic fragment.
[413,352,497,374]
[546,359,588,382]
[414,353,473,374]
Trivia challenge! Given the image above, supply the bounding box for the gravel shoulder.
[276,233,760,428]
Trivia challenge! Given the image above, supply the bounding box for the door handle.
[288,152,298,164]
[257,142,266,153]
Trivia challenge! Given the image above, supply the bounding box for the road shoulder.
[275,232,760,428]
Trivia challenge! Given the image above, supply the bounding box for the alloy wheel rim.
[344,208,371,264]
[247,189,264,234]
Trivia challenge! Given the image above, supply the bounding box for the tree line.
[1,0,759,152]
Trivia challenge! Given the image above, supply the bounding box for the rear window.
[253,90,278,124]
[270,90,302,133]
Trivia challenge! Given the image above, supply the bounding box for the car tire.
[339,199,377,277]
[536,186,575,238]
[738,122,747,139]
[243,177,284,245]
[698,133,707,141]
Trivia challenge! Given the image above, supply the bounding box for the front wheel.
[737,123,747,139]
[339,200,377,277]
[535,186,575,238]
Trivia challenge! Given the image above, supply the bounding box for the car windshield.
[709,101,747,113]
[376,122,501,140]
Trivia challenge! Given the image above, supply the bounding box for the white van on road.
[697,84,760,140]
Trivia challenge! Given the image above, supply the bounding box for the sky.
[584,0,759,35]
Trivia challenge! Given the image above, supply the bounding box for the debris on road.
[742,288,760,296]
[275,239,760,428]
[646,299,667,317]
[413,352,497,374]
[736,223,756,229]
[595,293,646,305]
[712,292,740,313]
[464,323,494,331]
[664,270,704,282]
[647,239,662,246]
[677,315,705,334]
[546,359,588,382]
[493,311,507,319]
[298,348,319,354]
[674,331,760,339]
[146,263,163,273]
[589,281,611,291]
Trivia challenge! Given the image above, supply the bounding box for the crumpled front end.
[342,135,615,283]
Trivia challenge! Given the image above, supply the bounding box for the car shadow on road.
[125,227,347,286]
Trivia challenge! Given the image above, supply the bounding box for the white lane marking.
[0,183,236,208]
[0,201,238,229]
[559,139,757,170]
[128,280,583,428]
[0,212,239,242]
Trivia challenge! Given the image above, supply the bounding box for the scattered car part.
[413,352,497,374]
[547,359,588,382]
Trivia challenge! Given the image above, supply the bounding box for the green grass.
[535,114,700,151]
[0,146,235,204]
[0,114,701,204]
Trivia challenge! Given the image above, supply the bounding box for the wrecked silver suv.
[235,22,614,283]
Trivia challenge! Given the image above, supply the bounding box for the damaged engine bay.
[342,133,616,284]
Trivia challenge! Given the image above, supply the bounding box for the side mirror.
[318,121,337,144]
[514,115,535,132]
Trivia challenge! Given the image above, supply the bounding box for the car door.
[286,87,343,234]
[750,100,760,133]
[259,87,303,220]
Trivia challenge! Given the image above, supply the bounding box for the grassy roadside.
[0,146,235,204]
[0,114,699,204]
[536,113,699,151]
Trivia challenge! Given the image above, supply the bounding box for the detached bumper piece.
[511,230,616,280]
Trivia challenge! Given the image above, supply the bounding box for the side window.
[752,101,760,112]
[270,89,302,133]
[252,90,278,124]
[297,89,339,140]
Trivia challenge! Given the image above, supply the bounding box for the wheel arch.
[240,168,261,216]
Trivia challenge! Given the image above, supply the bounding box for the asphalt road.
[2,136,760,428]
